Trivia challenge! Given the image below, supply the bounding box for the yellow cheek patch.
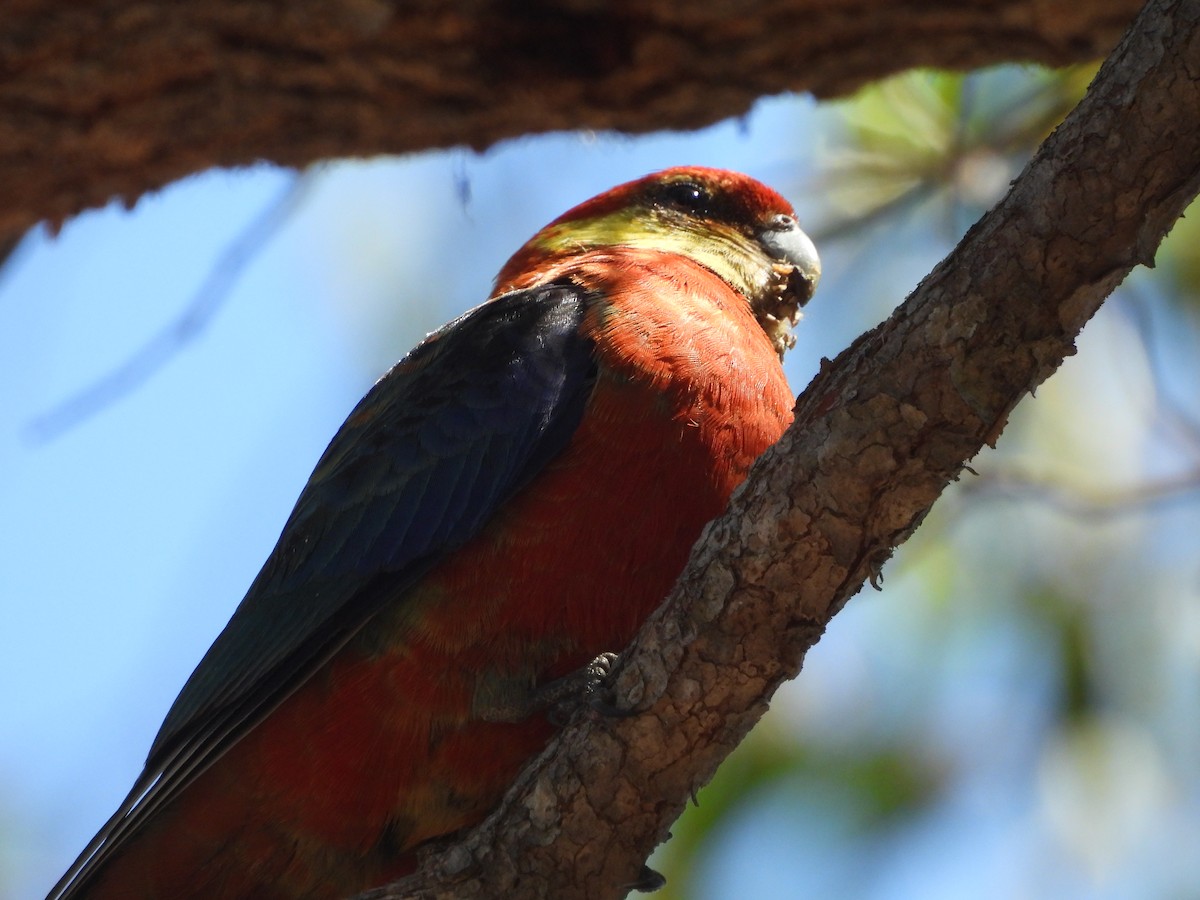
[531,209,775,309]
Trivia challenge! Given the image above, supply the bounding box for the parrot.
[47,166,820,900]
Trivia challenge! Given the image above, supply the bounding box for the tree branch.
[2,0,1141,243]
[358,0,1200,896]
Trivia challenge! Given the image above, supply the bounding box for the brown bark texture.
[352,0,1200,897]
[2,0,1140,243]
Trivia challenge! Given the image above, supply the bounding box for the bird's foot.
[579,651,637,719]
[473,651,633,725]
[538,651,629,725]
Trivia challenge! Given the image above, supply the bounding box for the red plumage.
[51,168,819,899]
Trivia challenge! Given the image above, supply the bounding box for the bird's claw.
[535,651,624,725]
[583,651,637,718]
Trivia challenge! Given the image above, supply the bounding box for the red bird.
[49,166,820,899]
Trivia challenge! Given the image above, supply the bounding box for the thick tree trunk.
[3,0,1140,242]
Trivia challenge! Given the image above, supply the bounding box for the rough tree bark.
[348,0,1199,897]
[2,0,1141,243]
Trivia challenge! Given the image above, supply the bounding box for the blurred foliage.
[655,66,1200,898]
[816,65,1097,239]
[658,725,944,900]
[1157,204,1200,313]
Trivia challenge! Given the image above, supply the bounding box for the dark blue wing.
[48,282,595,900]
[156,282,595,759]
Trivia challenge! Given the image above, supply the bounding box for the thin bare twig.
[26,170,318,441]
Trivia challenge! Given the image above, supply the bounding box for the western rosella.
[49,166,820,899]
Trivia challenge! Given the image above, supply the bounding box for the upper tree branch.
[2,0,1140,243]
[360,0,1200,896]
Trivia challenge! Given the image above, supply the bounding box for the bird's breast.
[403,251,796,672]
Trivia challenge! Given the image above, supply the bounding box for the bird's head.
[493,166,821,359]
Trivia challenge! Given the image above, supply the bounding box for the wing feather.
[49,282,596,899]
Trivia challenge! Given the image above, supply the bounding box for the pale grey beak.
[760,213,821,304]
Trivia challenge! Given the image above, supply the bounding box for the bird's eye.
[660,180,713,215]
